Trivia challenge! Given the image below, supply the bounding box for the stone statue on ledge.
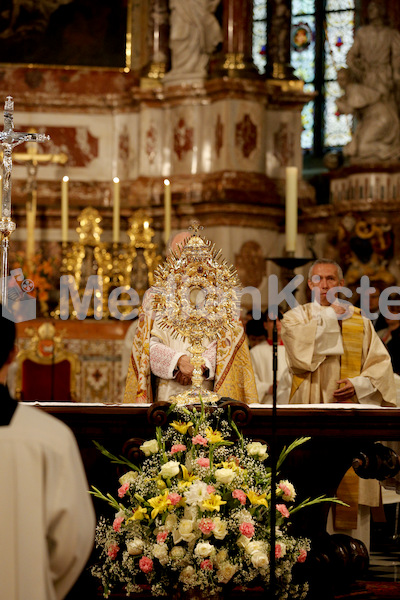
[163,0,222,85]
[337,1,400,163]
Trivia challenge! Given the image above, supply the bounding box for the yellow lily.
[171,420,193,435]
[247,490,268,508]
[202,493,227,512]
[205,427,224,444]
[148,490,171,519]
[178,465,197,490]
[127,506,148,521]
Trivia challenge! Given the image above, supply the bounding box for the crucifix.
[0,96,50,305]
[3,131,69,261]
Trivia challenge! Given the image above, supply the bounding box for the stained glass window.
[253,1,355,153]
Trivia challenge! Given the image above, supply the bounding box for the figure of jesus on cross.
[0,96,50,305]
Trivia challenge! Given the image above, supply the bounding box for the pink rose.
[113,516,124,532]
[192,435,208,446]
[275,544,283,559]
[157,531,168,544]
[118,482,130,498]
[198,518,215,534]
[197,457,210,468]
[239,522,255,538]
[139,556,154,573]
[171,444,187,454]
[167,493,182,506]
[276,504,290,518]
[232,489,247,505]
[207,485,215,494]
[107,543,119,560]
[297,548,307,563]
[200,559,213,570]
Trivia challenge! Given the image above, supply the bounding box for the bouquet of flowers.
[91,402,340,599]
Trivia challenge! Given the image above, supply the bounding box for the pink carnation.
[139,556,154,573]
[198,518,215,534]
[275,544,283,559]
[156,531,168,544]
[232,489,247,505]
[197,457,210,468]
[171,444,187,454]
[113,516,124,532]
[297,548,307,563]
[276,504,290,518]
[239,522,255,538]
[192,434,208,446]
[118,482,130,498]
[207,485,215,494]
[107,543,120,560]
[279,482,291,497]
[200,559,213,571]
[168,493,182,506]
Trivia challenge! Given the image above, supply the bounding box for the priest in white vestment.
[281,258,397,551]
[0,314,96,600]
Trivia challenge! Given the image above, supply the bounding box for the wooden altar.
[34,402,400,600]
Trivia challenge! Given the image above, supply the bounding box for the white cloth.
[250,342,288,404]
[149,322,216,402]
[0,404,96,600]
[281,302,397,406]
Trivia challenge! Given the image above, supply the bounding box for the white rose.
[177,519,196,543]
[237,534,250,550]
[194,541,214,558]
[246,540,265,555]
[215,548,229,566]
[170,546,186,560]
[118,471,138,485]
[126,538,144,555]
[179,565,196,584]
[140,439,159,456]
[165,514,178,531]
[152,543,169,564]
[251,551,269,569]
[217,562,238,583]
[160,460,180,479]
[212,517,228,540]
[247,442,268,461]
[214,468,236,485]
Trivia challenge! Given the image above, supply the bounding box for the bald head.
[169,231,190,254]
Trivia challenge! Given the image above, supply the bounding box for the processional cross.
[0,96,50,304]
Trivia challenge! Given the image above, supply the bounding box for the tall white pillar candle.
[61,176,69,243]
[164,179,171,245]
[113,177,120,243]
[285,167,298,254]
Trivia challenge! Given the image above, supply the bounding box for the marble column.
[265,0,297,81]
[209,0,260,79]
[140,0,170,87]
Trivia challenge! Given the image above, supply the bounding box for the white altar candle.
[164,179,171,245]
[113,177,120,243]
[61,176,69,243]
[285,167,298,254]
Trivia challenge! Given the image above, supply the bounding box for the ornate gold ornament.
[152,222,241,405]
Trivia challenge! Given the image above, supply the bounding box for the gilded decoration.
[329,216,396,302]
[173,118,194,160]
[145,123,158,164]
[152,223,240,405]
[235,113,257,159]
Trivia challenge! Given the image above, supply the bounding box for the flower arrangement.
[11,248,61,315]
[91,402,341,599]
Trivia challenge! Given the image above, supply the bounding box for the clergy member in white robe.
[281,258,397,551]
[0,315,96,600]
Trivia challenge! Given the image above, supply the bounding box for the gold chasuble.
[123,296,257,405]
